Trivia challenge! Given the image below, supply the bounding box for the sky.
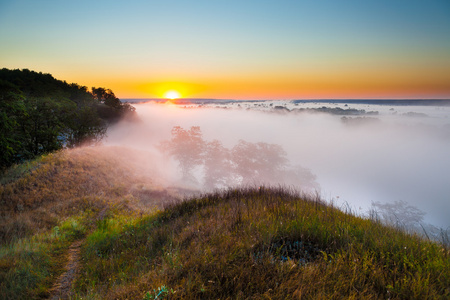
[1,0,450,99]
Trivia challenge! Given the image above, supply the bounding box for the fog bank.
[105,101,450,228]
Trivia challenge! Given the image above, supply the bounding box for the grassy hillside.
[1,147,449,299]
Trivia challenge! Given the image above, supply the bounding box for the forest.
[0,68,136,169]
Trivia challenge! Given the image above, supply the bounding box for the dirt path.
[48,208,108,299]
[49,239,83,300]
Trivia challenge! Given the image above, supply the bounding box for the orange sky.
[67,65,450,100]
[1,1,449,99]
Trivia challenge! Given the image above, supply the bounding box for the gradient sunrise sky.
[1,0,450,100]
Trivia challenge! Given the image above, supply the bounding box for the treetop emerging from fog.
[159,125,318,191]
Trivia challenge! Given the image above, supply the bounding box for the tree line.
[160,126,319,191]
[0,68,135,169]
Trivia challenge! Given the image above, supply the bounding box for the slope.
[0,148,449,299]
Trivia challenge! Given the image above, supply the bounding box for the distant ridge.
[123,98,238,104]
[291,99,450,106]
[124,98,450,106]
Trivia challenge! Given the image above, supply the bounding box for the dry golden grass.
[0,146,179,244]
[0,146,182,299]
[1,149,449,299]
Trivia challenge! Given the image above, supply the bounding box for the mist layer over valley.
[107,100,450,229]
[2,95,449,298]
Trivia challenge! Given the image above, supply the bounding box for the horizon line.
[122,97,450,101]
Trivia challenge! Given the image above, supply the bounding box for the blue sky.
[1,0,449,99]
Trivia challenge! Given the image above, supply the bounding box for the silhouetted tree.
[92,87,137,122]
[64,106,107,147]
[204,140,235,189]
[20,96,71,156]
[0,80,26,168]
[232,140,288,185]
[160,126,319,191]
[371,200,425,230]
[160,126,206,182]
[369,200,450,244]
[91,87,122,109]
[280,165,319,192]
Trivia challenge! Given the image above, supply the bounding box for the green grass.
[73,188,449,299]
[0,214,90,299]
[1,148,449,299]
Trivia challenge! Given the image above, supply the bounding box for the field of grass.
[1,147,449,299]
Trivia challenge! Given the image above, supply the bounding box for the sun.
[164,90,181,99]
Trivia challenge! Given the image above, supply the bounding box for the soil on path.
[48,208,108,299]
[48,239,83,300]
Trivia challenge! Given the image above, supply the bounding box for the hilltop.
[0,146,449,299]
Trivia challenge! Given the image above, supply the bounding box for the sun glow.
[164,90,181,99]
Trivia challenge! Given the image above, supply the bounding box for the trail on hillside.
[49,239,83,300]
[48,207,110,300]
